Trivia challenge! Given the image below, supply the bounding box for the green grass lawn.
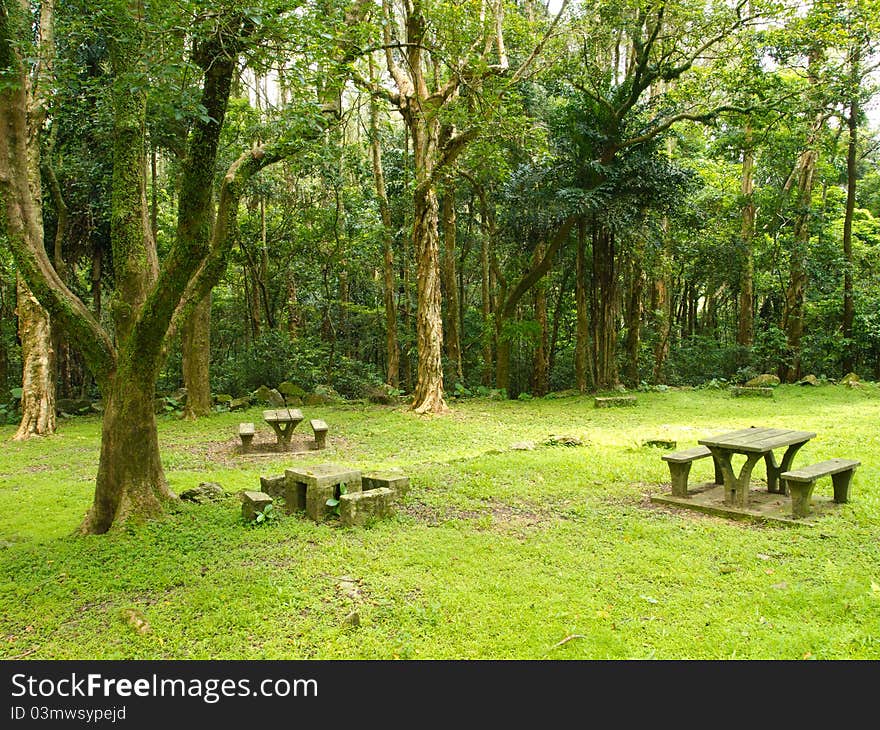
[1,384,878,659]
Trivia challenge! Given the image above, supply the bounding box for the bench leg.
[831,469,854,503]
[668,462,692,498]
[786,479,815,519]
[240,435,254,453]
[313,432,327,449]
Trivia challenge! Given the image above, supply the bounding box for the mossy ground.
[1,385,878,659]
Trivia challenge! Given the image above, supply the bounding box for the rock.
[277,382,305,397]
[214,393,233,404]
[241,490,273,522]
[304,393,329,406]
[267,388,286,407]
[841,372,860,384]
[643,439,677,449]
[797,374,819,386]
[342,610,360,628]
[745,374,780,387]
[180,482,225,504]
[845,380,862,389]
[254,385,273,404]
[229,397,250,411]
[57,398,92,415]
[510,440,536,451]
[313,384,342,402]
[367,386,397,405]
[546,434,584,446]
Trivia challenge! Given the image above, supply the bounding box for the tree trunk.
[13,276,57,440]
[181,293,212,419]
[623,250,643,386]
[81,367,171,533]
[368,88,399,386]
[781,53,823,383]
[575,219,589,392]
[652,228,672,383]
[441,183,463,383]
[737,122,755,349]
[480,200,494,387]
[841,49,858,376]
[411,181,448,413]
[531,241,549,396]
[591,224,619,389]
[286,269,299,338]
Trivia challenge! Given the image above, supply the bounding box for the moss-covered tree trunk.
[82,362,170,533]
[182,294,212,419]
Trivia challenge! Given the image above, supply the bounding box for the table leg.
[764,442,807,494]
[710,448,761,509]
[274,423,294,447]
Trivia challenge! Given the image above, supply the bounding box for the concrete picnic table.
[262,408,304,447]
[698,427,816,508]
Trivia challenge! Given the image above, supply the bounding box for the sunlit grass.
[1,384,878,659]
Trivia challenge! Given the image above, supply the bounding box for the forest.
[1,0,879,533]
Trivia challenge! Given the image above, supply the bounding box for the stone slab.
[650,482,842,525]
[363,472,410,497]
[339,487,395,527]
[594,396,637,408]
[285,463,362,489]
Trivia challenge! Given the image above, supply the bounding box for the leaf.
[326,498,339,508]
[871,580,880,593]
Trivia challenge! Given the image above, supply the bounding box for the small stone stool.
[285,464,362,522]
[241,490,273,522]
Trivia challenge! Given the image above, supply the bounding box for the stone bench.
[781,458,860,518]
[238,422,255,452]
[662,446,723,497]
[310,418,329,450]
[594,396,636,408]
[340,487,395,527]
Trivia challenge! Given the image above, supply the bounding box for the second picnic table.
[697,427,816,508]
[263,408,304,447]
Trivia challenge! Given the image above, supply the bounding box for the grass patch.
[1,385,879,659]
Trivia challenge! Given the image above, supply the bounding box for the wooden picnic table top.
[262,408,304,424]
[698,427,816,453]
